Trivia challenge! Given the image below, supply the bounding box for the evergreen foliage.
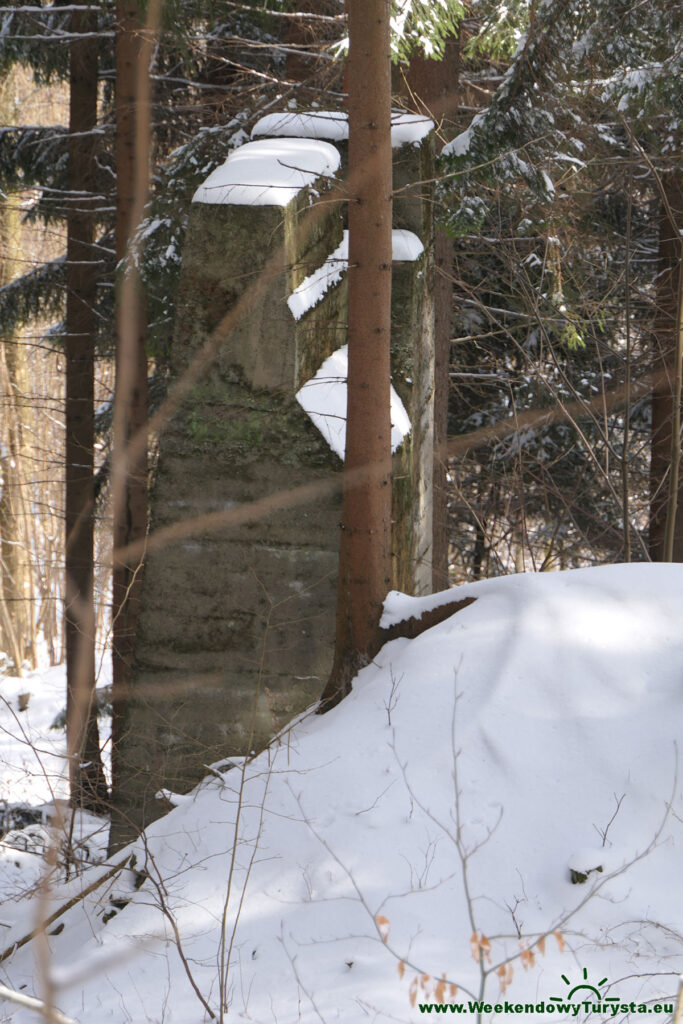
[0,254,65,333]
[441,0,681,235]
[440,0,681,573]
[0,0,346,366]
[0,3,113,80]
[390,0,464,61]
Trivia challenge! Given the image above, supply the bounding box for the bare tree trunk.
[649,172,683,560]
[319,0,393,712]
[0,346,29,677]
[0,74,35,674]
[110,0,153,842]
[65,7,108,811]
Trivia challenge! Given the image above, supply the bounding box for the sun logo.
[550,968,618,1004]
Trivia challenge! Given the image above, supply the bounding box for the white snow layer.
[295,344,411,458]
[287,229,423,321]
[252,109,434,148]
[6,563,683,1022]
[442,109,486,157]
[288,233,349,321]
[391,227,424,261]
[254,110,349,142]
[191,138,341,206]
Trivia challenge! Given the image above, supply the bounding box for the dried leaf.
[397,960,405,980]
[553,930,566,953]
[520,948,535,970]
[376,915,390,943]
[420,973,431,989]
[449,984,458,999]
[497,962,513,995]
[409,978,418,1008]
[434,977,446,1002]
[537,935,546,956]
[470,931,492,962]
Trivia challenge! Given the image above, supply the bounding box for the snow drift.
[3,564,683,1023]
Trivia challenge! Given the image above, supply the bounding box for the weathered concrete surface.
[111,126,435,844]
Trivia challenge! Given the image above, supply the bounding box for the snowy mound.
[5,564,683,1022]
[252,109,434,148]
[191,138,340,206]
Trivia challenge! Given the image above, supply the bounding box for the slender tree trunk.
[0,345,33,675]
[0,73,34,675]
[319,0,393,711]
[649,172,683,560]
[65,7,108,810]
[0,339,32,676]
[110,0,151,838]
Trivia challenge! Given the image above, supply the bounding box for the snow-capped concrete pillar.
[111,118,436,844]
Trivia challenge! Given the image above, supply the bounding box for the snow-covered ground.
[0,664,111,900]
[2,563,683,1023]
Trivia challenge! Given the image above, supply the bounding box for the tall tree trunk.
[65,7,108,811]
[319,0,393,712]
[110,0,151,838]
[399,36,462,591]
[649,172,683,560]
[0,73,36,675]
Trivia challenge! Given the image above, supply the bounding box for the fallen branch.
[0,984,77,1024]
[0,855,132,966]
[380,597,477,642]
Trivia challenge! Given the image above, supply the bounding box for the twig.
[0,983,77,1024]
[0,856,132,965]
[139,838,217,1021]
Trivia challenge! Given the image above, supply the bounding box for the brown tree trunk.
[65,7,108,811]
[399,36,462,591]
[319,0,393,712]
[649,172,683,561]
[0,74,34,675]
[0,329,30,681]
[110,0,152,842]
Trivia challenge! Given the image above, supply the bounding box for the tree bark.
[0,74,35,675]
[319,0,393,711]
[649,172,683,561]
[110,0,151,844]
[64,6,108,811]
[379,596,476,643]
